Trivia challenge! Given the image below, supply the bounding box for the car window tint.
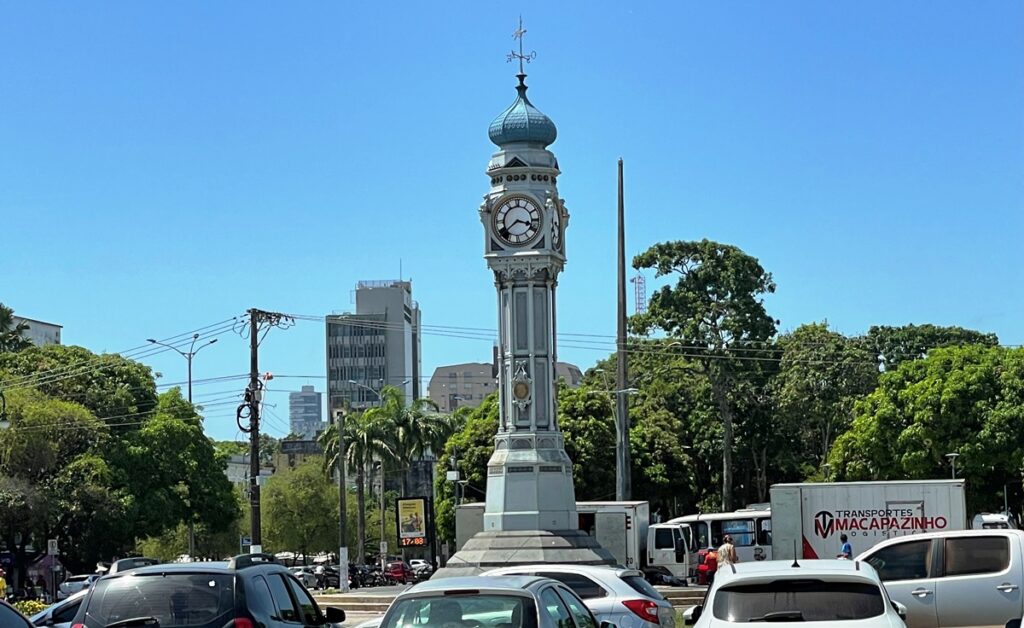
[266,574,300,622]
[555,586,597,628]
[945,536,1009,576]
[84,573,235,627]
[540,587,576,628]
[0,604,30,628]
[621,574,664,600]
[654,527,674,549]
[713,579,885,622]
[382,596,535,628]
[52,599,81,623]
[247,575,277,622]
[285,574,322,624]
[865,539,932,581]
[537,572,606,599]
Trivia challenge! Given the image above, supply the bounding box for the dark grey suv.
[70,553,345,628]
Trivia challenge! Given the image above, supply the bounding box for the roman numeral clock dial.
[493,195,541,246]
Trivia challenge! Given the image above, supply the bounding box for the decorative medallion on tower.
[433,19,614,579]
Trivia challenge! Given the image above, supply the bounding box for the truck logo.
[813,508,948,538]
[814,511,835,538]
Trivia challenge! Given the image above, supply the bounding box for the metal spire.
[507,16,536,85]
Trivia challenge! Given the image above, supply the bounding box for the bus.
[666,507,773,568]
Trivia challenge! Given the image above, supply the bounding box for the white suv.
[687,559,906,627]
[859,529,1024,628]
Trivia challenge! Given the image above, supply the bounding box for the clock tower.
[434,23,615,577]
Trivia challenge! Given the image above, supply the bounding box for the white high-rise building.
[288,385,323,439]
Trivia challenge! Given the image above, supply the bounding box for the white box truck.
[771,479,967,561]
[454,501,695,584]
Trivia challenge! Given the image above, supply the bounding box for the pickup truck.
[858,529,1024,628]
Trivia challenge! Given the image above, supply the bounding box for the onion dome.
[488,74,557,148]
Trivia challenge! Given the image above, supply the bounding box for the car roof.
[859,528,1024,556]
[483,564,642,579]
[401,575,547,595]
[713,559,881,584]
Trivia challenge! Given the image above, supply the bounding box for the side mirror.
[684,605,702,624]
[323,606,346,624]
[891,601,907,620]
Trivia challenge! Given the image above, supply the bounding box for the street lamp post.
[147,334,218,404]
[946,453,960,479]
[147,333,218,560]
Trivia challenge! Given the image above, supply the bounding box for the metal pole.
[248,310,262,552]
[187,340,195,560]
[380,462,386,571]
[336,409,348,591]
[616,157,631,500]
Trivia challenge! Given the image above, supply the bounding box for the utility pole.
[248,310,262,553]
[236,308,294,555]
[616,157,632,501]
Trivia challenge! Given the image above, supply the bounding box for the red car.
[386,560,414,584]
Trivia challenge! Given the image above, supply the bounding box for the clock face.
[494,195,542,246]
[551,201,562,250]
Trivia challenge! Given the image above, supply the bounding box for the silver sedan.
[484,565,674,628]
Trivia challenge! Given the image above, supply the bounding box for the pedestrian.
[0,568,7,600]
[314,564,326,590]
[837,534,853,559]
[718,535,739,567]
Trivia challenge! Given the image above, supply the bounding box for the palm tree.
[319,410,391,564]
[0,303,31,353]
[365,386,455,496]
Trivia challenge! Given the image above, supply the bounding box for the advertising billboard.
[397,497,430,547]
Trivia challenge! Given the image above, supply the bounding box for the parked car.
[289,566,317,588]
[30,588,87,627]
[377,575,608,628]
[685,559,907,627]
[386,560,414,584]
[0,599,33,628]
[70,553,346,628]
[484,564,675,628]
[57,574,99,600]
[859,529,1024,628]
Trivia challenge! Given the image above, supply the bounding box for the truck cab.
[646,522,695,584]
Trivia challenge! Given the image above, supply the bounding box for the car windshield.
[83,572,234,628]
[381,594,537,628]
[712,579,885,622]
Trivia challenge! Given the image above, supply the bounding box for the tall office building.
[326,280,422,415]
[288,385,324,439]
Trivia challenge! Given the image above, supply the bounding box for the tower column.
[432,24,614,578]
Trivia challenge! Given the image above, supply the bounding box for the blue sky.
[2,2,1022,441]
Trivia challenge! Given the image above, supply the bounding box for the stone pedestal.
[433,530,617,578]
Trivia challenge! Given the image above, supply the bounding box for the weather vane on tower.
[507,16,536,76]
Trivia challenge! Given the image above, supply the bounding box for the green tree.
[829,345,1024,514]
[366,386,452,497]
[433,395,499,542]
[775,323,879,472]
[864,324,998,370]
[0,344,158,423]
[114,389,238,543]
[263,459,338,557]
[631,239,777,510]
[0,303,31,353]
[557,383,616,500]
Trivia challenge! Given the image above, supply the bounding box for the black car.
[71,553,346,628]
